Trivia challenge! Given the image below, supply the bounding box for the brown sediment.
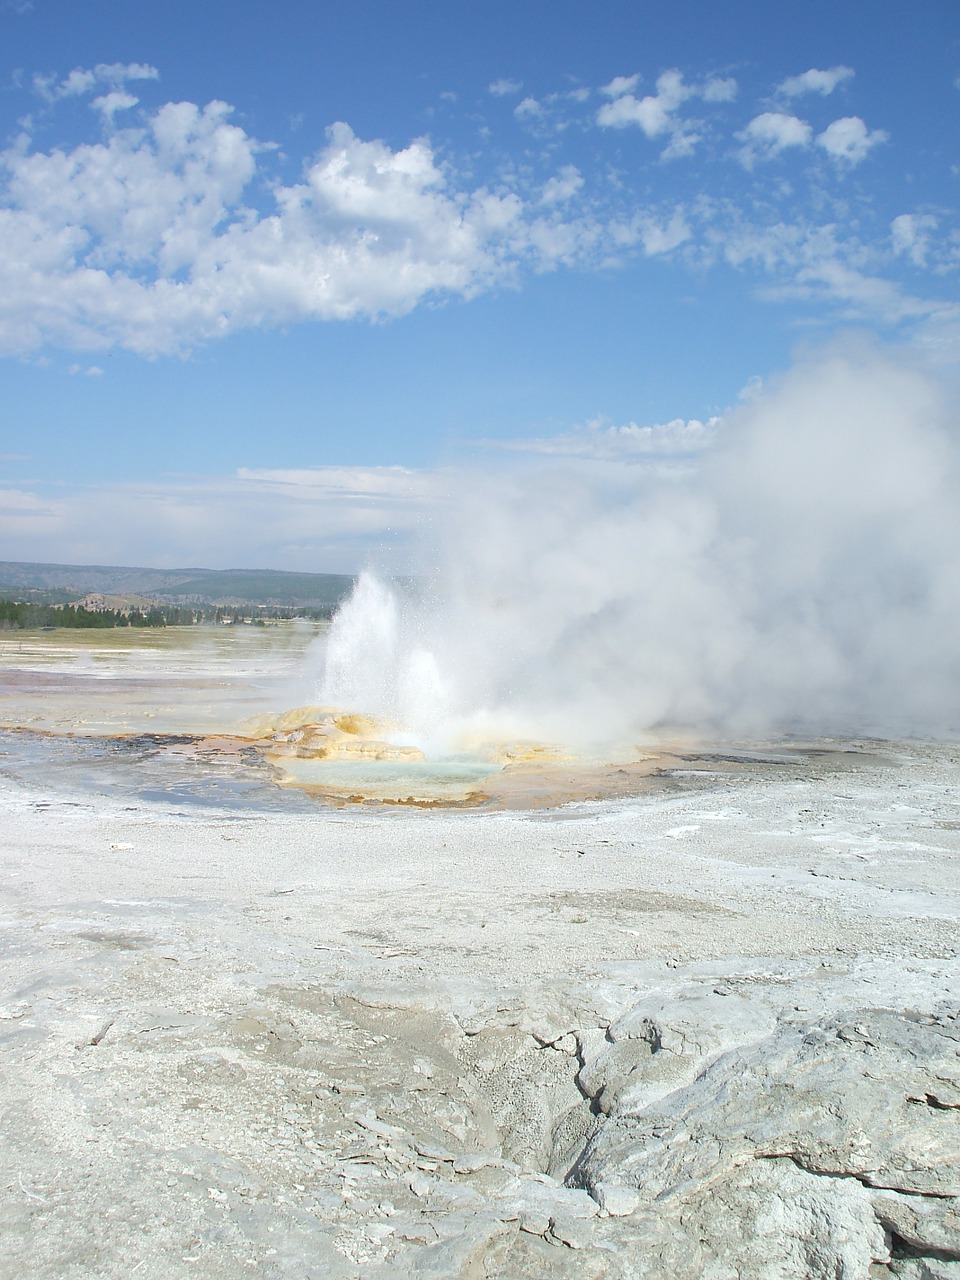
[262,745,693,810]
[306,789,495,810]
[0,716,886,811]
[233,706,696,808]
[256,739,893,810]
[483,755,669,808]
[142,720,683,809]
[0,623,890,811]
[0,634,699,808]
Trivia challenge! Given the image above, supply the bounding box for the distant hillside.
[0,561,356,608]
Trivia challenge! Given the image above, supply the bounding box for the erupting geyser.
[319,340,960,755]
[320,574,453,751]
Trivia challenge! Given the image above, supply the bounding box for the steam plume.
[321,340,960,748]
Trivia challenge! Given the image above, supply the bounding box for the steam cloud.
[321,340,960,749]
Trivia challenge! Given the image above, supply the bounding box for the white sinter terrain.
[1,628,959,1280]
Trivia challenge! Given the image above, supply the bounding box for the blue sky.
[1,0,958,571]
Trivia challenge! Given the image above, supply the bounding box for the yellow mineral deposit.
[0,626,705,808]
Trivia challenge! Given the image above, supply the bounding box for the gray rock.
[654,1157,889,1280]
[576,989,777,1118]
[568,1005,960,1278]
[890,1264,960,1280]
[547,1212,594,1249]
[518,1211,552,1237]
[594,1182,640,1217]
[577,1009,960,1203]
[871,1189,960,1258]
[410,1216,512,1276]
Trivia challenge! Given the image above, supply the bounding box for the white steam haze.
[321,340,960,750]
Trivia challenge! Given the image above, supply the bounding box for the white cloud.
[540,164,583,205]
[642,211,690,254]
[614,209,691,256]
[600,73,641,98]
[702,76,738,103]
[707,216,809,273]
[513,95,543,121]
[4,91,659,356]
[0,68,946,362]
[737,112,812,168]
[891,213,939,267]
[235,465,432,500]
[816,116,888,164]
[660,128,701,161]
[0,466,434,571]
[493,416,718,460]
[511,86,590,134]
[519,211,604,268]
[596,69,735,159]
[33,62,159,103]
[91,91,139,119]
[777,66,854,98]
[596,68,690,136]
[488,78,522,97]
[761,255,945,326]
[700,206,959,331]
[0,488,58,519]
[1,101,607,356]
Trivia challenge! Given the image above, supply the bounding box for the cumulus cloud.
[488,78,522,97]
[600,73,641,98]
[816,116,888,164]
[777,66,854,98]
[891,213,939,267]
[513,95,543,121]
[737,112,812,168]
[702,76,738,103]
[33,62,159,103]
[91,91,140,119]
[511,85,591,134]
[0,67,943,359]
[596,69,736,159]
[596,68,690,135]
[0,98,611,356]
[614,208,691,256]
[539,164,583,205]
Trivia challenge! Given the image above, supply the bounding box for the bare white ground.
[2,742,960,1278]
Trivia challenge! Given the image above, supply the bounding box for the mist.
[320,340,960,749]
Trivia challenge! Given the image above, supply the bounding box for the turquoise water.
[276,754,504,802]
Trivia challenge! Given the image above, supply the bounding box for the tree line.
[0,601,339,630]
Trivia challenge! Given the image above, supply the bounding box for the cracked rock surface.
[2,737,960,1277]
[574,1003,960,1276]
